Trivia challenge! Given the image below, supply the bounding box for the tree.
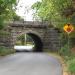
[18,35,25,45]
[12,12,24,21]
[31,0,74,28]
[0,0,17,29]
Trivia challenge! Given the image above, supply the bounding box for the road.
[0,53,63,75]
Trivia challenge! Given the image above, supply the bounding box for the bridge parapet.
[9,21,49,28]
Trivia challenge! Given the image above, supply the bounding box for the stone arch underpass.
[27,33,43,52]
[14,32,43,52]
[9,21,61,52]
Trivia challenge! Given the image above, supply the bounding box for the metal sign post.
[63,24,74,52]
[25,34,27,45]
[67,33,70,52]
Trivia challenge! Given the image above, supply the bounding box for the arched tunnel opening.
[15,33,43,52]
[27,33,43,52]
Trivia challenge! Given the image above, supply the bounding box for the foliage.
[12,12,23,21]
[60,40,75,74]
[0,0,16,18]
[67,58,75,74]
[17,35,25,45]
[15,41,22,45]
[16,34,34,45]
[0,46,15,56]
[60,44,75,74]
[0,0,17,29]
[32,0,74,28]
[60,44,71,56]
[0,17,4,29]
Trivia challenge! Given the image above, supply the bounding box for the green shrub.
[60,44,71,56]
[15,41,22,45]
[0,46,15,56]
[67,58,75,74]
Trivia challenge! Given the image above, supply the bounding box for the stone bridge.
[8,21,60,52]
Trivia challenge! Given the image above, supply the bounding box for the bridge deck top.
[9,21,49,27]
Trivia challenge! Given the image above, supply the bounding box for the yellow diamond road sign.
[63,24,74,34]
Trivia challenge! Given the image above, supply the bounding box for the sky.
[16,0,41,21]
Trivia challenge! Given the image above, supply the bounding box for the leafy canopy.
[32,0,73,28]
[0,0,17,29]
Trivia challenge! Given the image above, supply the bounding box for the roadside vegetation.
[59,43,75,75]
[32,0,75,74]
[0,46,15,56]
[0,0,21,56]
[59,32,75,74]
[16,34,34,46]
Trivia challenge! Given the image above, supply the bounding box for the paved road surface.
[0,53,62,75]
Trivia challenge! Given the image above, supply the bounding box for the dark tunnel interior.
[27,33,43,52]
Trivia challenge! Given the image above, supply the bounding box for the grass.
[0,46,15,56]
[67,58,75,74]
[59,44,75,75]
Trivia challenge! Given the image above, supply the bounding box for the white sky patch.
[16,0,41,21]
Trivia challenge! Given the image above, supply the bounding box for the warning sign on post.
[63,24,74,34]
